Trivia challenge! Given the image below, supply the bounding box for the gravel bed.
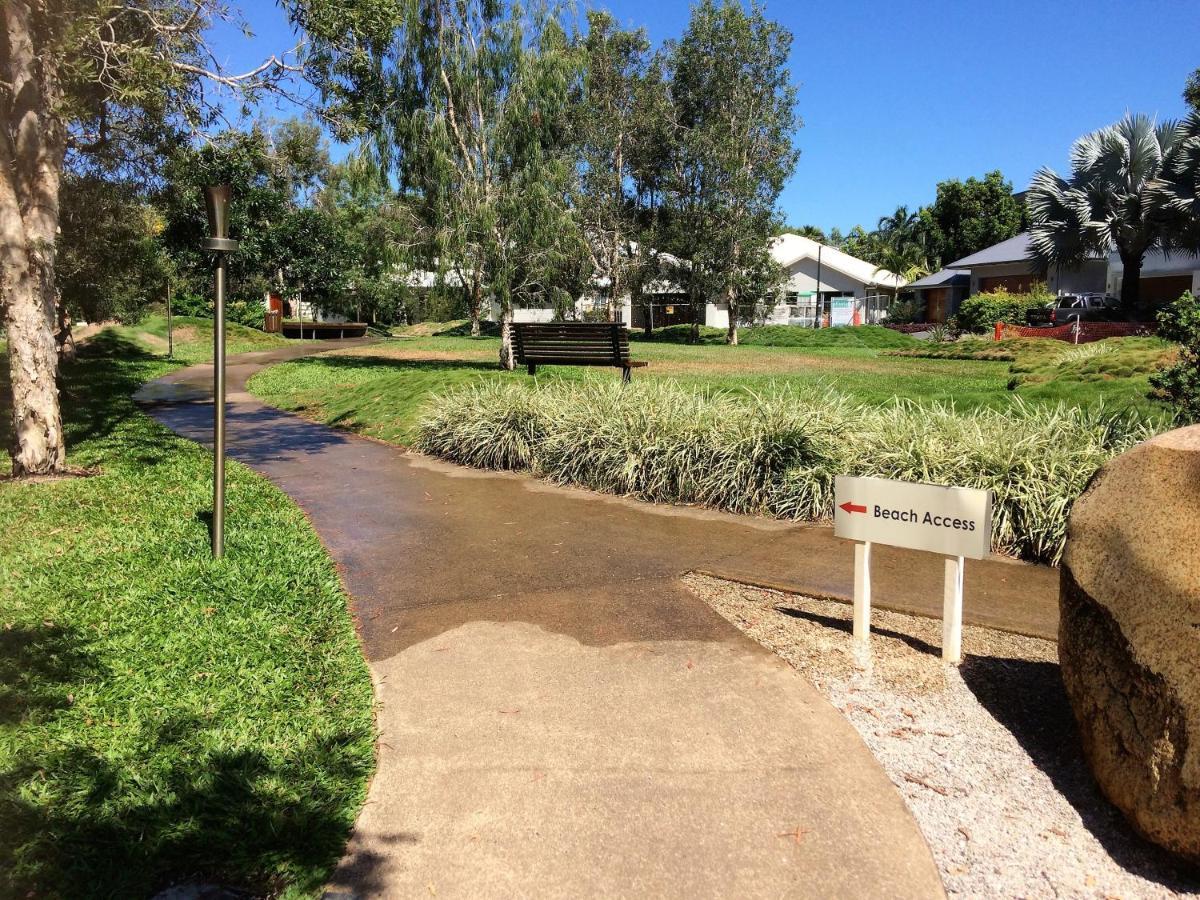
[683,573,1200,899]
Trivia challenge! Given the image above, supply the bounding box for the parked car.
[1024,294,1126,327]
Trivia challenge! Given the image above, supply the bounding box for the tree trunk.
[2,0,68,475]
[689,288,703,345]
[1119,248,1143,315]
[499,303,515,370]
[469,275,482,337]
[725,285,738,345]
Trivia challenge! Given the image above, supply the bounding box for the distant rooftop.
[947,233,1035,268]
[906,268,969,289]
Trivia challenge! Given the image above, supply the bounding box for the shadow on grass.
[0,623,382,898]
[0,625,103,726]
[282,353,501,375]
[961,655,1200,892]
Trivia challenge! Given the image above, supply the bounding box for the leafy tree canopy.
[1185,67,1200,113]
[918,170,1027,266]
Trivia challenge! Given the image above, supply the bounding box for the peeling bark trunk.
[2,0,68,475]
[468,271,482,337]
[725,285,738,345]
[498,303,515,370]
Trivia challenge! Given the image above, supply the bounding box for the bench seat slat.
[512,321,644,381]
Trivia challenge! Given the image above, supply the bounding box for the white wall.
[512,307,556,323]
[1050,260,1107,295]
[784,257,873,297]
[705,303,730,329]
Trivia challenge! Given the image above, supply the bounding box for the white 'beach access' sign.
[833,475,991,559]
[833,475,993,663]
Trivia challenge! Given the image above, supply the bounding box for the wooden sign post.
[834,475,992,663]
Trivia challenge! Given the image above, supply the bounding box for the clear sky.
[212,0,1200,234]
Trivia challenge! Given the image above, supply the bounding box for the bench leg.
[527,363,537,376]
[622,366,631,384]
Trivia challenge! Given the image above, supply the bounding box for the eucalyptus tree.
[1027,114,1190,311]
[571,11,651,323]
[1,1,299,476]
[292,0,582,369]
[656,0,798,345]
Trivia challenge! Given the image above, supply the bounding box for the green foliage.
[918,170,1027,265]
[0,335,373,896]
[1185,67,1200,113]
[630,324,917,349]
[57,174,171,324]
[871,205,931,292]
[956,285,1054,333]
[572,11,655,319]
[781,224,828,243]
[160,120,348,311]
[417,378,1154,563]
[885,297,922,324]
[1149,291,1200,421]
[631,324,728,344]
[655,0,798,338]
[834,225,888,267]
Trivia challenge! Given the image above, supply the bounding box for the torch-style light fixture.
[203,185,239,559]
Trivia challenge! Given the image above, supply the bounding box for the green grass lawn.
[248,325,1174,446]
[101,314,290,364]
[0,329,374,898]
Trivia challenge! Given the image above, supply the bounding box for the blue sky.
[212,0,1199,234]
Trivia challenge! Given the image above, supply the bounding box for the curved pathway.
[141,345,956,898]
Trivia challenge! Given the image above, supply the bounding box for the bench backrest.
[512,322,631,367]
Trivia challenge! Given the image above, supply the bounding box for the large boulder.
[1060,424,1200,863]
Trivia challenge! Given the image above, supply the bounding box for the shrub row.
[417,380,1156,564]
[957,285,1054,333]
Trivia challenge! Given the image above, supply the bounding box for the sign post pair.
[834,475,992,664]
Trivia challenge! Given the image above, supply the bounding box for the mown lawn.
[0,329,374,898]
[248,325,1174,446]
[103,313,290,364]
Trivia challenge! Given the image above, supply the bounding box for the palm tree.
[1027,114,1190,312]
[1156,111,1200,256]
[873,206,931,305]
[874,240,930,305]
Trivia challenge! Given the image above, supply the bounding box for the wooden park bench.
[512,322,648,383]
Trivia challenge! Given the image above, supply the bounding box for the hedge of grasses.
[417,379,1159,564]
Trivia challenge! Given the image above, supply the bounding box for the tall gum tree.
[1,1,299,476]
[571,11,651,324]
[292,0,581,369]
[657,0,797,345]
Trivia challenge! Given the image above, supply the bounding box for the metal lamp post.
[202,184,239,558]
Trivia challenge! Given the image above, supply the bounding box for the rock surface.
[1060,424,1200,864]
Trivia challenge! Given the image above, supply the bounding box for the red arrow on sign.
[839,501,867,515]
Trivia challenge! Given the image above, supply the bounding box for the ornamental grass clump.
[416,379,549,470]
[416,379,1156,563]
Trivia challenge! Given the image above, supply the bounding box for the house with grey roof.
[945,232,1200,308]
[905,268,969,323]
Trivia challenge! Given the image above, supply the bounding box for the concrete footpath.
[139,344,1050,898]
